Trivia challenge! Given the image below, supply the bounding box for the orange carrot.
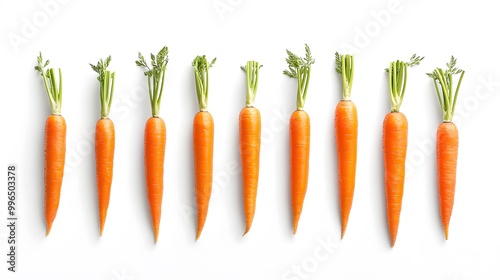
[192,55,216,240]
[383,54,423,246]
[334,53,358,238]
[35,53,66,236]
[283,44,315,234]
[428,56,464,240]
[136,46,169,243]
[90,56,116,236]
[240,61,262,235]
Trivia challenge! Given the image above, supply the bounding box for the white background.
[1,0,500,279]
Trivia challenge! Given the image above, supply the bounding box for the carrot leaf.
[427,56,464,122]
[193,55,216,111]
[241,61,262,107]
[335,52,354,100]
[284,44,315,110]
[35,52,63,115]
[386,54,424,112]
[136,46,169,117]
[90,56,115,119]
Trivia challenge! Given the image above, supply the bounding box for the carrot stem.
[35,53,62,115]
[136,46,169,117]
[241,61,262,107]
[283,44,315,110]
[193,55,216,111]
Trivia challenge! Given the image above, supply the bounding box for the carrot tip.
[444,228,449,240]
[391,238,396,247]
[196,230,202,241]
[45,222,53,236]
[243,228,250,237]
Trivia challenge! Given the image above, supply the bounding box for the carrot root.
[437,122,458,240]
[383,112,408,247]
[145,117,166,243]
[240,107,261,235]
[194,111,214,240]
[290,110,310,234]
[335,100,358,239]
[95,118,115,236]
[44,114,67,236]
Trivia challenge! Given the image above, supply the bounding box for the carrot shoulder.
[383,55,423,246]
[240,61,262,235]
[283,44,315,234]
[192,55,216,240]
[136,46,169,243]
[428,56,464,240]
[334,53,358,238]
[90,56,116,236]
[35,53,65,236]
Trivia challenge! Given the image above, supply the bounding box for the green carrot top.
[427,56,465,122]
[35,52,63,115]
[193,55,216,112]
[335,52,354,100]
[90,56,115,119]
[241,61,262,107]
[386,54,424,112]
[136,46,169,117]
[284,44,315,110]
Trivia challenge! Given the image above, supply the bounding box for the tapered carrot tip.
[99,223,104,237]
[293,215,300,235]
[196,230,202,241]
[46,224,52,236]
[153,226,159,243]
[390,233,397,247]
[243,228,250,237]
[444,225,449,240]
[340,228,346,239]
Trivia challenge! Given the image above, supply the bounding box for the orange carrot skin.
[194,111,214,239]
[144,116,166,243]
[239,107,261,234]
[437,121,458,240]
[383,112,408,246]
[45,114,66,235]
[335,100,358,238]
[95,118,115,236]
[290,110,310,234]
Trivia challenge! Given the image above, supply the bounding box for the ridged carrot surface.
[145,117,166,243]
[44,114,66,235]
[437,122,458,239]
[290,110,310,234]
[193,111,214,239]
[95,118,115,235]
[383,112,407,246]
[335,100,357,238]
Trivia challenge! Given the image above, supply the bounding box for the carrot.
[90,56,116,236]
[136,46,169,243]
[35,53,65,236]
[283,44,315,234]
[427,56,465,240]
[383,54,423,247]
[192,55,216,240]
[334,53,358,238]
[240,61,262,235]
